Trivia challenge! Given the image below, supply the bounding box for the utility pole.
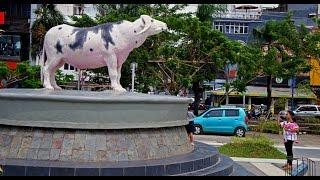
[131,62,137,92]
[77,70,81,91]
[291,76,295,110]
[225,61,230,105]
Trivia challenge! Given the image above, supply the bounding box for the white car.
[294,105,320,117]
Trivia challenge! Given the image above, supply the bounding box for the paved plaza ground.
[195,132,320,176]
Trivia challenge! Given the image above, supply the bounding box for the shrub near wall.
[251,120,281,134]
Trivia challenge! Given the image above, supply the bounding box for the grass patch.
[218,135,286,159]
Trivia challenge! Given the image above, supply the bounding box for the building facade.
[0,3,31,69]
[210,4,319,111]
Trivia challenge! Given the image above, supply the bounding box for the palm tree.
[31,4,65,60]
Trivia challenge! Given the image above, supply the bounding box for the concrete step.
[177,155,234,176]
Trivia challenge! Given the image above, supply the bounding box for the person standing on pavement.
[186,107,196,146]
[278,110,299,170]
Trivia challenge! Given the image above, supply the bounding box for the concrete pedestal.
[0,89,234,176]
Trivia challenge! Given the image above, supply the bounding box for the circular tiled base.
[0,142,233,176]
[0,125,193,162]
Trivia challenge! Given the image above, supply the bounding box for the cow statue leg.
[104,54,126,92]
[43,58,64,90]
[50,59,65,90]
[43,60,54,90]
[116,65,126,92]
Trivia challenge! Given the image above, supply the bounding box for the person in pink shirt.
[278,110,299,170]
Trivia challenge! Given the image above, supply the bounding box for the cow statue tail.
[39,45,46,85]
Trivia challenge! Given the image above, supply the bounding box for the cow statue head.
[134,15,168,36]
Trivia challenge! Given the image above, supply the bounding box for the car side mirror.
[204,114,209,118]
[296,110,300,112]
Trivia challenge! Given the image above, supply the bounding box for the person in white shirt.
[278,110,299,170]
[186,108,196,146]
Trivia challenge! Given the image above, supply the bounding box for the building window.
[244,26,248,34]
[225,23,230,34]
[0,35,21,60]
[64,63,69,70]
[214,22,223,33]
[234,24,240,34]
[63,63,76,71]
[233,23,249,34]
[73,4,84,15]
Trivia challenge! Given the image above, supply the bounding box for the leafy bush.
[296,116,320,124]
[218,135,286,159]
[251,120,281,134]
[0,62,9,79]
[55,69,74,85]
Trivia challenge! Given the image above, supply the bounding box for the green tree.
[69,14,98,27]
[31,4,65,59]
[253,14,311,112]
[196,4,227,22]
[71,4,259,116]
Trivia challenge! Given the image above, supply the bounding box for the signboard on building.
[0,12,5,24]
[310,57,320,87]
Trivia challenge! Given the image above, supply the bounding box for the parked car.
[293,105,320,117]
[193,108,249,137]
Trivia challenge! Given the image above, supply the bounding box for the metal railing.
[284,157,319,176]
[304,158,319,176]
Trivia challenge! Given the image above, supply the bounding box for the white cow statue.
[40,15,167,92]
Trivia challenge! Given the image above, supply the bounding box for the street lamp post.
[291,76,295,110]
[131,62,137,92]
[77,69,82,91]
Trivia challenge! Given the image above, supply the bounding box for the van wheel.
[194,125,203,135]
[235,127,246,137]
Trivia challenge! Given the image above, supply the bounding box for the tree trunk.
[192,81,201,116]
[266,74,273,112]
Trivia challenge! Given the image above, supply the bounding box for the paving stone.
[26,148,38,160]
[38,148,50,160]
[50,149,61,161]
[17,147,28,159]
[85,134,96,151]
[0,146,10,158]
[62,137,74,152]
[95,134,106,151]
[52,138,63,149]
[20,137,32,149]
[96,150,107,161]
[30,137,42,149]
[73,133,86,150]
[33,129,45,138]
[53,130,65,139]
[0,134,13,147]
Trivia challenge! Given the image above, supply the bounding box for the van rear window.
[225,109,239,117]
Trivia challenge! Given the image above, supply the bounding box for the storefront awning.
[208,86,316,99]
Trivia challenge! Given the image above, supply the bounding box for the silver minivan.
[294,105,320,117]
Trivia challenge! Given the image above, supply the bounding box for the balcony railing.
[216,12,261,20]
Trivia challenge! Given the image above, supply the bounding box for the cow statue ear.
[137,15,151,34]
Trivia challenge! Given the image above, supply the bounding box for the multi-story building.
[209,4,319,111]
[0,2,31,69]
